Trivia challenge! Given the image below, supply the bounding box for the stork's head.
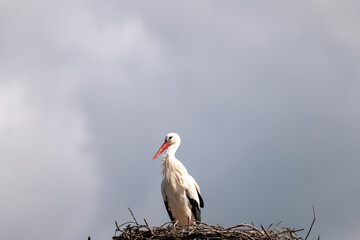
[164,132,181,145]
[152,133,181,160]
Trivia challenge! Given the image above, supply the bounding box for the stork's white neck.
[165,143,180,158]
[161,142,188,190]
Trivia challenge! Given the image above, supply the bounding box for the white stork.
[152,133,204,226]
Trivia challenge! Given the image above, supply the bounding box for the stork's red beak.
[152,141,170,160]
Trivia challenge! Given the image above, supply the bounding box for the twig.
[237,231,255,240]
[115,220,120,231]
[114,220,120,236]
[127,207,139,226]
[261,224,273,240]
[241,223,264,236]
[305,205,316,240]
[127,207,143,238]
[144,218,154,236]
[226,223,250,230]
[160,221,173,228]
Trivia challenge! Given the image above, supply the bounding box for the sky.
[1,0,360,239]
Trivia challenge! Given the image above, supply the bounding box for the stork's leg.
[187,217,190,226]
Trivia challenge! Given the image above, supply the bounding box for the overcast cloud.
[1,1,360,240]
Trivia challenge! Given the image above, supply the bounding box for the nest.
[113,221,304,240]
[112,208,317,240]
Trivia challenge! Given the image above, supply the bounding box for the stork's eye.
[169,136,173,140]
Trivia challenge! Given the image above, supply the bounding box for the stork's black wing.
[186,190,201,222]
[163,200,174,221]
[197,189,204,208]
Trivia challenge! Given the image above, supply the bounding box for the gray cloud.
[0,80,99,239]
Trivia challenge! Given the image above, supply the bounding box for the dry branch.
[305,205,316,240]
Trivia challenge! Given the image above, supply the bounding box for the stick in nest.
[305,205,316,240]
